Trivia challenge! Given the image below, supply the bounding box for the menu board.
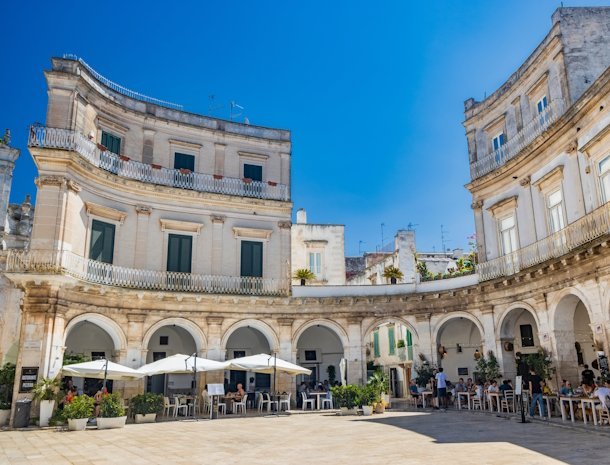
[19,367,38,393]
[208,383,225,396]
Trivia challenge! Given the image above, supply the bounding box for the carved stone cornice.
[206,316,224,326]
[278,221,292,230]
[135,205,152,215]
[127,313,146,323]
[470,200,484,210]
[211,215,226,224]
[277,317,294,327]
[35,175,67,188]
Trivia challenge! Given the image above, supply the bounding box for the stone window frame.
[526,72,550,121]
[487,196,519,257]
[84,202,127,263]
[233,227,273,278]
[533,165,566,236]
[238,151,268,181]
[96,116,128,157]
[169,139,202,172]
[484,115,507,155]
[159,218,203,273]
[581,125,610,208]
[304,239,327,282]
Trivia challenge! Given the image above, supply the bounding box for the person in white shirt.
[435,368,448,410]
[594,384,610,410]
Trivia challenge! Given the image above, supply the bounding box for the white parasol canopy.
[223,353,311,376]
[62,359,144,381]
[137,353,227,376]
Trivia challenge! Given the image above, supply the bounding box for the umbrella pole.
[274,353,278,417]
[192,354,197,420]
[103,360,108,390]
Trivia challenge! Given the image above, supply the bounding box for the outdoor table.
[456,391,471,410]
[421,390,433,408]
[559,396,581,423]
[309,391,327,410]
[486,392,501,412]
[580,397,602,426]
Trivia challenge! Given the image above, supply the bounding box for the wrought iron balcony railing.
[5,249,289,296]
[478,203,610,281]
[28,126,289,202]
[470,99,565,180]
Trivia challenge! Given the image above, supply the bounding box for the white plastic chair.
[174,397,189,417]
[279,393,291,411]
[217,397,227,415]
[201,394,211,415]
[265,393,278,412]
[321,392,333,409]
[234,394,248,415]
[301,392,315,410]
[163,396,175,417]
[257,393,269,413]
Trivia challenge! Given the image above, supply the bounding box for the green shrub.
[358,385,379,406]
[130,393,163,415]
[63,395,94,420]
[100,393,125,418]
[0,363,16,409]
[331,384,360,409]
[32,378,61,401]
[368,369,389,400]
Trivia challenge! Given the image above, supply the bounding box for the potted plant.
[293,268,315,286]
[179,168,192,175]
[383,265,403,284]
[97,393,126,429]
[63,395,94,431]
[359,385,378,416]
[130,392,163,423]
[242,177,253,184]
[31,377,61,427]
[213,174,223,180]
[0,363,15,426]
[151,163,162,170]
[331,385,359,415]
[267,180,277,186]
[119,155,130,162]
[368,369,390,413]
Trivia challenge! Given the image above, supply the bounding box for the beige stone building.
[1,7,610,426]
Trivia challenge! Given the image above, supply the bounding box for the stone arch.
[292,318,349,350]
[362,316,419,342]
[221,319,279,354]
[549,287,594,331]
[142,317,207,354]
[64,313,127,352]
[432,311,485,345]
[497,302,541,339]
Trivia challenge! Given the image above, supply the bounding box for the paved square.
[0,411,604,464]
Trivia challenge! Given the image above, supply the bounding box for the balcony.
[28,126,290,202]
[470,99,565,180]
[477,203,610,281]
[4,249,289,296]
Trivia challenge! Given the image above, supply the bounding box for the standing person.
[435,368,448,411]
[528,368,546,419]
[582,364,595,386]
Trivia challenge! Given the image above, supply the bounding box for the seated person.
[541,380,552,396]
[236,383,246,398]
[594,382,610,410]
[454,378,466,393]
[582,382,595,397]
[560,380,572,396]
[499,380,512,393]
[409,380,421,401]
[487,380,499,393]
[248,377,256,392]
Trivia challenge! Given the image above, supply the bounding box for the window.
[240,241,263,277]
[174,153,195,171]
[101,131,121,155]
[304,350,317,361]
[547,189,565,233]
[89,219,115,264]
[167,234,192,273]
[373,331,380,358]
[388,326,396,356]
[599,156,610,203]
[243,163,262,182]
[536,95,548,114]
[499,215,518,255]
[159,336,169,346]
[520,324,534,347]
[492,133,505,152]
[308,252,321,276]
[91,352,106,360]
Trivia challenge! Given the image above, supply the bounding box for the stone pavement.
[0,410,604,465]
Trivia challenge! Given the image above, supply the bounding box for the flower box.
[97,143,107,152]
[267,181,277,186]
[151,164,162,169]
[134,413,157,424]
[119,155,130,162]
[213,174,224,180]
[97,416,127,429]
[243,178,253,184]
[67,418,88,431]
[179,168,192,175]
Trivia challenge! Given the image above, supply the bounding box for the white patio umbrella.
[62,359,144,387]
[223,353,311,376]
[136,353,227,376]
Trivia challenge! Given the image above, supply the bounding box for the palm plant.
[293,268,315,285]
[383,265,403,284]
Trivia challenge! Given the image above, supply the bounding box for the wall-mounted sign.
[19,367,38,393]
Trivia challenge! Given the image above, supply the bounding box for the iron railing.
[5,249,289,296]
[478,203,610,281]
[470,99,565,180]
[28,126,289,201]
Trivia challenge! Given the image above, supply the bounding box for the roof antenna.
[230,101,244,121]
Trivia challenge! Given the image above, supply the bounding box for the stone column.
[414,313,434,364]
[210,215,225,275]
[479,305,497,355]
[134,205,152,268]
[0,142,19,245]
[121,313,147,398]
[277,318,294,395]
[346,316,364,385]
[471,200,486,263]
[205,317,224,385]
[550,329,579,384]
[278,221,291,286]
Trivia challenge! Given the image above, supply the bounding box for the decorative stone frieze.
[135,205,152,215]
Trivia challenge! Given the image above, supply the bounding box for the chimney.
[296,208,307,224]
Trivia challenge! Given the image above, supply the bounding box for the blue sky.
[2,0,608,255]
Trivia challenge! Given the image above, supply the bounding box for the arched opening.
[145,325,197,395]
[499,307,540,381]
[436,317,483,383]
[64,320,117,395]
[295,325,344,392]
[225,327,271,393]
[365,321,415,398]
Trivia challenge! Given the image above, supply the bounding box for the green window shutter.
[167,234,192,273]
[244,164,262,181]
[406,330,413,360]
[174,153,195,171]
[101,131,121,155]
[89,220,115,264]
[388,326,396,355]
[240,241,263,277]
[373,331,380,358]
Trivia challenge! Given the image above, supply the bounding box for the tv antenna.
[358,240,366,255]
[441,224,451,254]
[230,101,244,121]
[381,223,386,250]
[406,222,419,231]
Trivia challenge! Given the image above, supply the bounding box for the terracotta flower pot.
[267,181,277,186]
[213,174,223,180]
[97,143,107,152]
[179,168,192,175]
[119,155,130,162]
[243,178,253,184]
[151,164,162,169]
